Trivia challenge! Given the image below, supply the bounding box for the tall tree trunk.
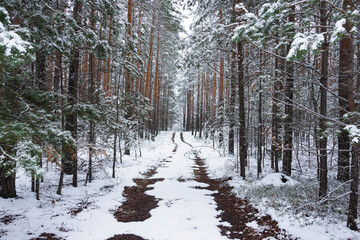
[124,0,133,155]
[338,0,354,182]
[105,14,113,96]
[257,59,263,178]
[144,10,155,137]
[64,0,82,188]
[319,1,329,199]
[212,61,217,138]
[152,30,160,139]
[271,49,282,173]
[238,41,247,179]
[87,5,97,184]
[229,3,237,154]
[196,73,200,137]
[282,7,295,176]
[56,35,65,195]
[136,6,142,94]
[218,7,224,147]
[345,0,358,230]
[199,73,204,138]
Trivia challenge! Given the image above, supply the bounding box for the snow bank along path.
[109,132,228,240]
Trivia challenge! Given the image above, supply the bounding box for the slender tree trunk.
[196,73,200,137]
[338,0,354,182]
[282,7,295,176]
[56,48,64,195]
[271,49,281,173]
[124,0,133,155]
[199,74,204,138]
[152,30,160,139]
[105,14,113,95]
[238,41,247,179]
[65,0,82,187]
[144,10,155,137]
[218,7,224,147]
[345,0,358,230]
[229,4,236,154]
[319,1,329,199]
[257,67,263,178]
[88,5,97,184]
[212,62,217,138]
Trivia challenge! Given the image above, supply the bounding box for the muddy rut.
[180,133,296,240]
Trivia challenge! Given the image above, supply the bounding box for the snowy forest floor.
[0,132,359,240]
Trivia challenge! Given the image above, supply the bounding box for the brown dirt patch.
[141,167,158,178]
[114,178,164,222]
[193,156,297,240]
[0,214,21,224]
[108,234,147,240]
[30,233,63,240]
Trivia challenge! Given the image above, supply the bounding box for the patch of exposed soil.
[114,134,178,223]
[192,155,297,240]
[0,214,21,224]
[114,178,164,222]
[108,234,147,240]
[30,233,63,240]
[141,167,158,178]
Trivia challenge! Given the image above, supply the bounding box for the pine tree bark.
[319,0,329,199]
[124,0,133,155]
[196,73,200,137]
[87,4,97,184]
[257,56,263,178]
[64,0,82,188]
[282,7,295,176]
[271,49,282,173]
[344,0,358,230]
[337,0,354,182]
[152,30,160,139]
[228,2,237,154]
[218,7,224,147]
[238,41,247,179]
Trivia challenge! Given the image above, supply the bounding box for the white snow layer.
[345,125,360,144]
[0,8,31,56]
[256,173,298,187]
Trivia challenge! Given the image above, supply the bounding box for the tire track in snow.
[182,134,297,240]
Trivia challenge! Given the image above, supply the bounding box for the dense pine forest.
[0,0,360,239]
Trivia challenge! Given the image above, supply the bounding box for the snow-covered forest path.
[108,133,295,240]
[0,132,296,240]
